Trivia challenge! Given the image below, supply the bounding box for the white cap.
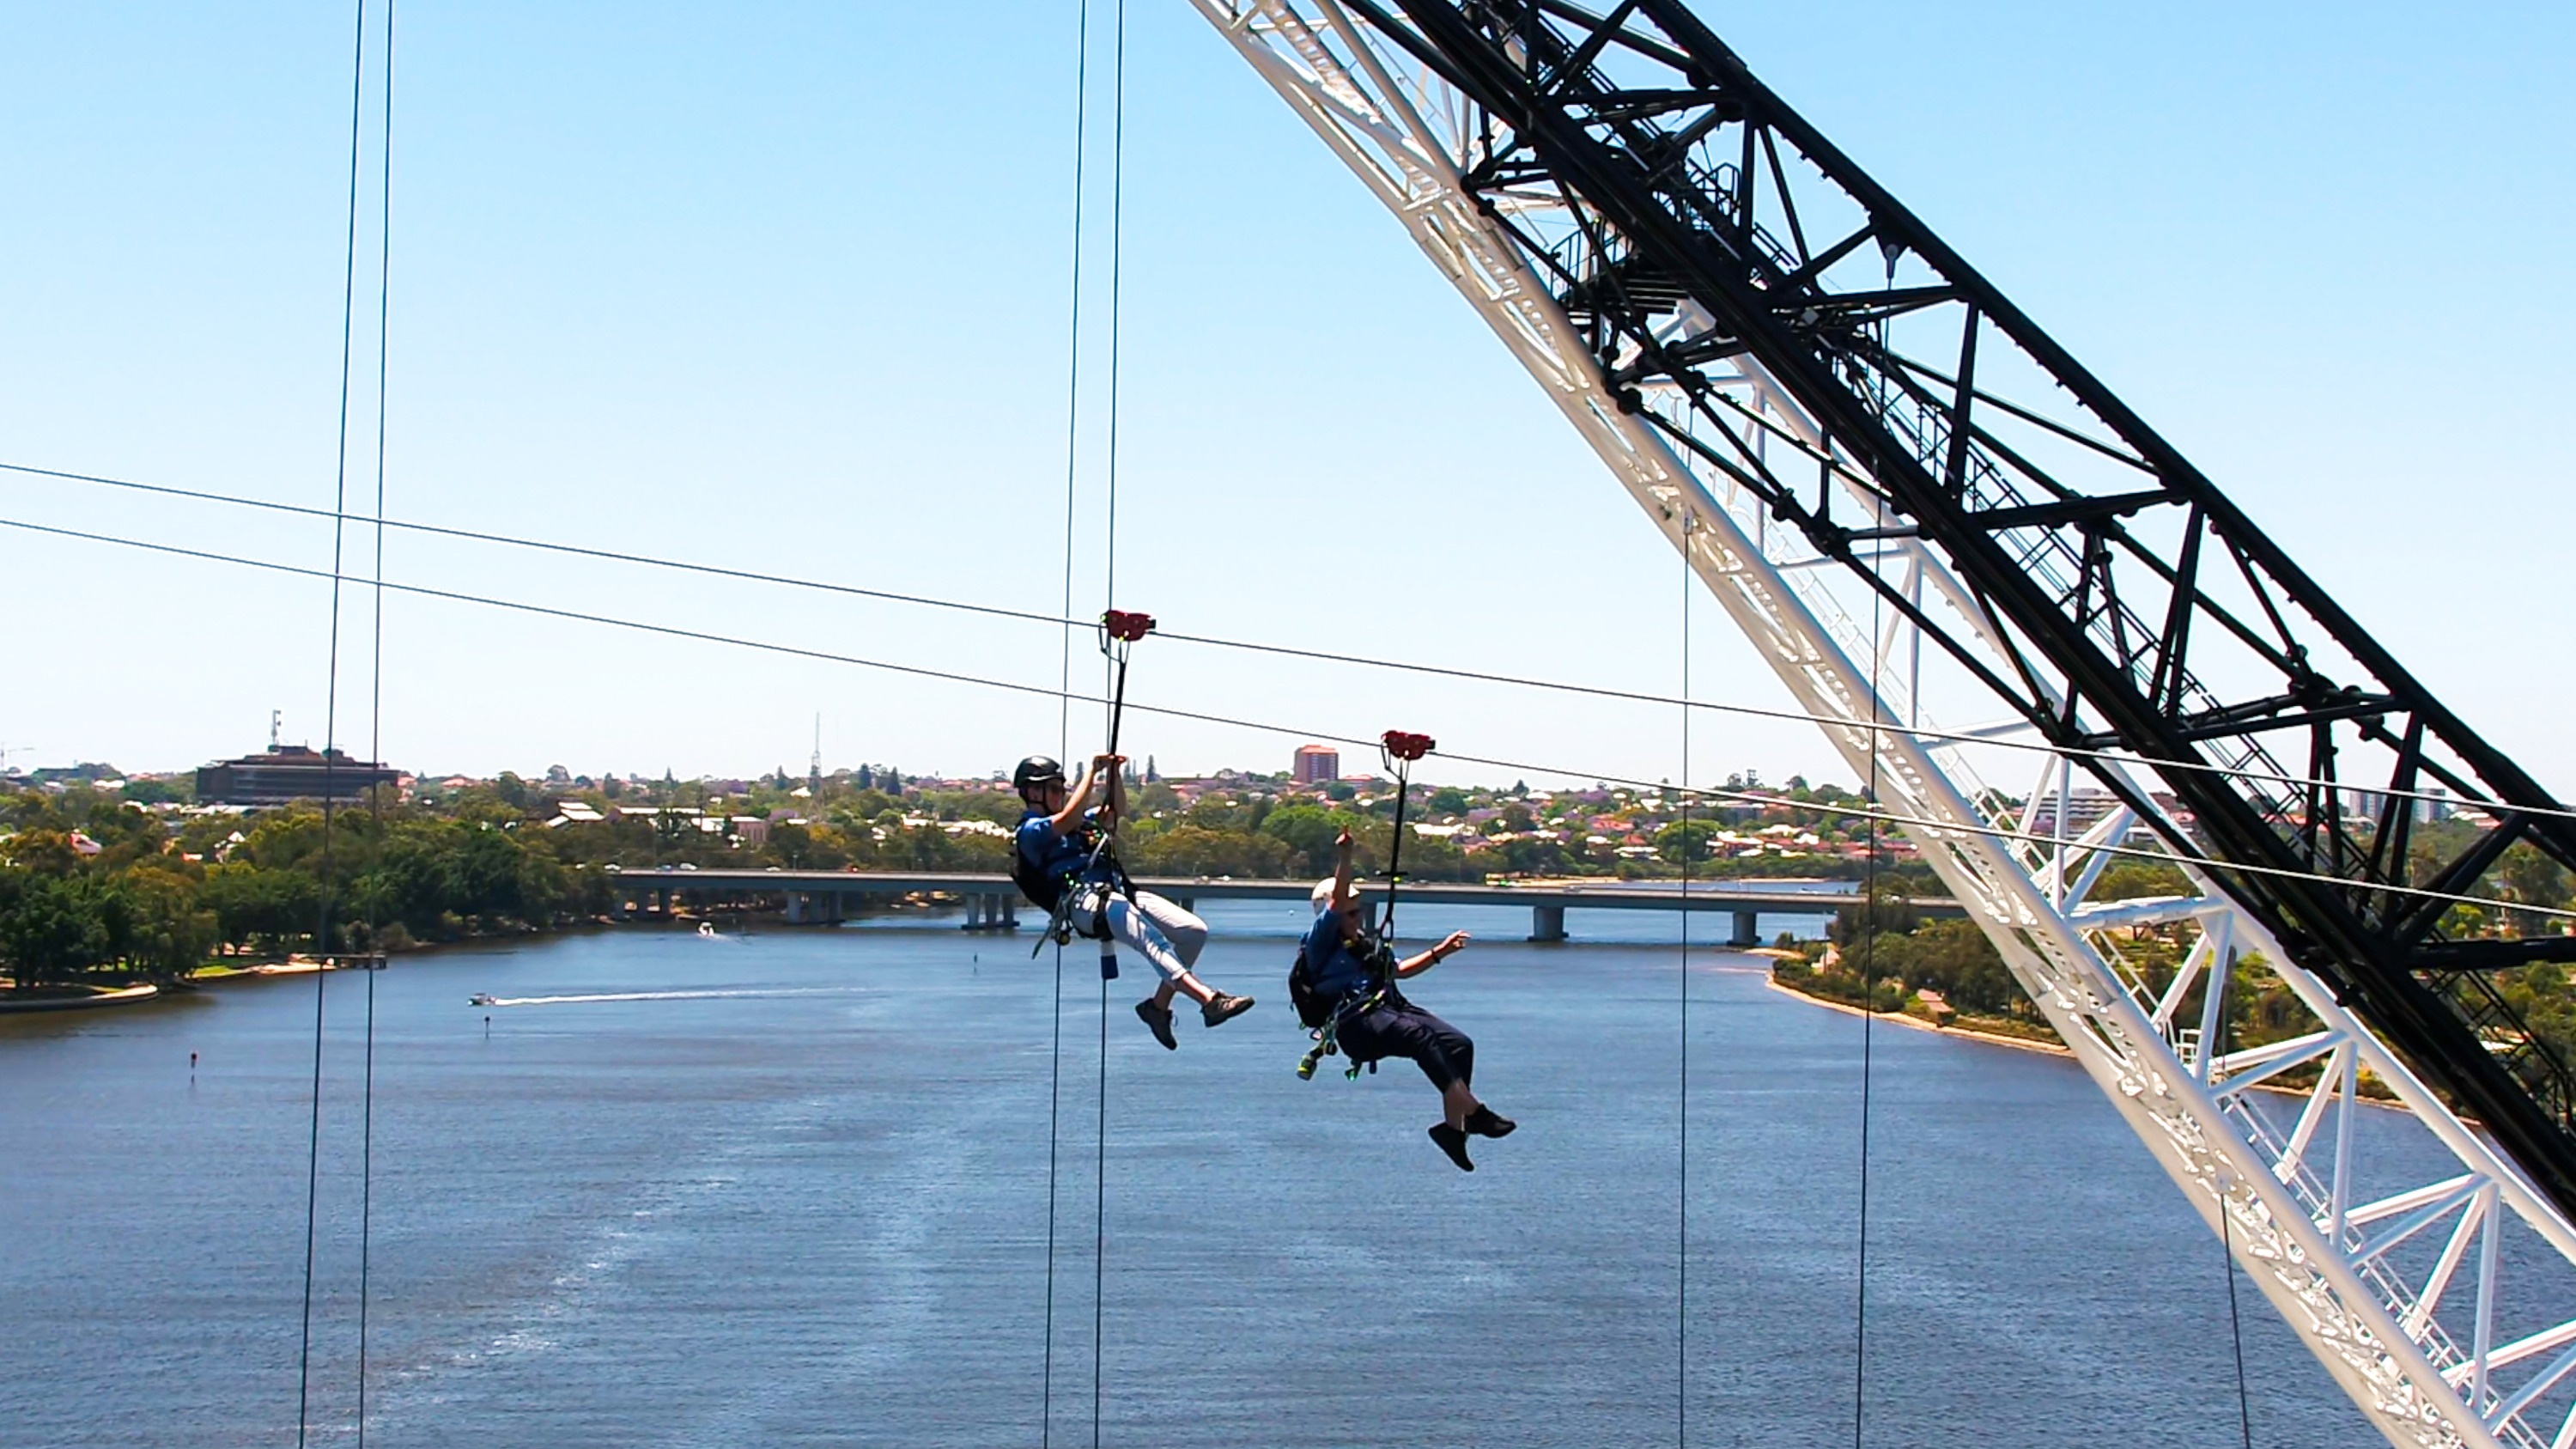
[1311,877,1352,914]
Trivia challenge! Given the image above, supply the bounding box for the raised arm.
[1101,753,1127,825]
[1330,826,1358,916]
[1047,753,1122,837]
[1394,932,1471,978]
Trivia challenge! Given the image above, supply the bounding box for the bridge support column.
[962,895,987,930]
[1732,909,1759,948]
[1530,904,1566,942]
[997,894,1019,931]
[787,892,809,925]
[825,892,846,925]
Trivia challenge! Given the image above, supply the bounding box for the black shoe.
[1429,1123,1475,1172]
[1134,999,1177,1050]
[1466,1105,1516,1139]
[1200,993,1255,1028]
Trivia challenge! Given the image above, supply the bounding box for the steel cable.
[4,456,2546,832]
[1040,0,1095,1438]
[6,513,2567,931]
[354,3,396,1442]
[297,3,372,1441]
[1091,5,1128,1442]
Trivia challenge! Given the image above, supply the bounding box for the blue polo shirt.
[1016,810,1097,886]
[1303,910,1382,1002]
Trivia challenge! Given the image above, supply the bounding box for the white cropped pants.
[1075,888,1208,985]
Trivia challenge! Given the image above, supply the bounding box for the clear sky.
[2,2,2570,795]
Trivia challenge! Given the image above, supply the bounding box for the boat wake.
[473,987,866,1008]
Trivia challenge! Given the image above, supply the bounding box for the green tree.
[0,871,115,988]
[115,867,217,981]
[1656,820,1715,865]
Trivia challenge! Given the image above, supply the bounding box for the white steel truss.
[1188,3,2576,1445]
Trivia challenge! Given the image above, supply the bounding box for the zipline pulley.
[1377,729,1434,940]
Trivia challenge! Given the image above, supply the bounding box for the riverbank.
[0,983,160,1014]
[1764,974,2071,1057]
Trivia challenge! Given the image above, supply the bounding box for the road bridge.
[602,867,1960,947]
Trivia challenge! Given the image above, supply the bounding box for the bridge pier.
[1732,908,1760,948]
[961,892,1023,932]
[1530,904,1566,942]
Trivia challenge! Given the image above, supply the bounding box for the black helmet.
[1013,755,1067,793]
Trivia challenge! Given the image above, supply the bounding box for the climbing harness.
[1029,607,1155,978]
[1293,729,1433,1081]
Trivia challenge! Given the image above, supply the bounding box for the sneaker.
[1428,1123,1476,1172]
[1466,1105,1517,1139]
[1200,992,1255,1028]
[1134,999,1177,1050]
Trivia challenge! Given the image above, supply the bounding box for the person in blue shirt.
[1012,754,1254,1046]
[1308,827,1513,1171]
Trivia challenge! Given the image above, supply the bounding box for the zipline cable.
[4,457,2538,831]
[298,3,371,1441]
[9,514,2567,928]
[1040,0,1095,1438]
[355,3,396,1443]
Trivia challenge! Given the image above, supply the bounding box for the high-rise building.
[1292,744,1340,784]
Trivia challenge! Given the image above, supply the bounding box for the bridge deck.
[605,868,1959,941]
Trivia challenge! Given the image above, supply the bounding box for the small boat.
[697,922,719,939]
[469,992,497,1007]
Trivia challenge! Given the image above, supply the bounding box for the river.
[0,899,2486,1446]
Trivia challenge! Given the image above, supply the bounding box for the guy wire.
[1092,3,1128,1441]
[8,515,2567,929]
[355,3,396,1443]
[1041,0,1094,1439]
[299,3,370,1442]
[6,457,2547,833]
[1676,516,1692,1449]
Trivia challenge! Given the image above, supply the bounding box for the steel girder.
[1188,2,2576,1445]
[1336,0,2576,1228]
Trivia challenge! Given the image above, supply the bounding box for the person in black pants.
[1308,828,1515,1171]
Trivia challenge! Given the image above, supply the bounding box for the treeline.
[0,789,619,990]
[1774,855,2576,1074]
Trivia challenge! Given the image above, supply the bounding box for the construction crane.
[1190,3,2576,1446]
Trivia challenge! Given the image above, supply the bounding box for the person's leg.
[1105,897,1249,1025]
[1380,1009,1477,1129]
[1343,1008,1477,1170]
[1133,892,1208,971]
[1411,1008,1512,1138]
[1131,892,1218,1013]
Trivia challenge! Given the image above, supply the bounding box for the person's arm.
[1047,755,1117,837]
[1394,931,1471,978]
[1100,753,1127,828]
[1330,826,1358,918]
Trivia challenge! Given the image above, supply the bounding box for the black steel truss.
[1344,0,2576,1213]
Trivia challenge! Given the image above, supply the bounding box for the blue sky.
[2,2,2570,794]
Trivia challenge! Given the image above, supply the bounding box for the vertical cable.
[1091,969,1110,1449]
[1676,517,1692,1448]
[298,3,370,1442]
[1041,3,1092,1441]
[1850,484,1886,1449]
[1091,3,1127,1445]
[2216,973,2256,1449]
[354,5,394,1444]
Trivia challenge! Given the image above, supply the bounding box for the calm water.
[0,900,2496,1446]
